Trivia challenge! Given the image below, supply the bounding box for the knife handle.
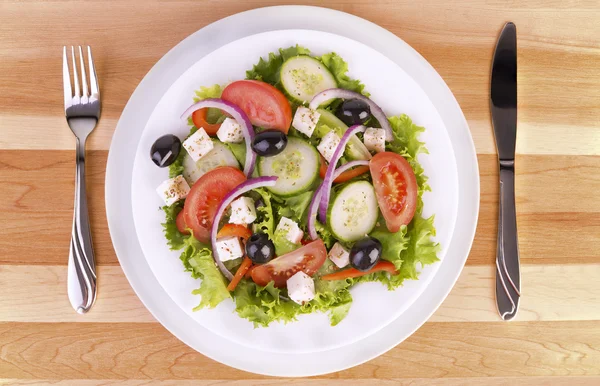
[495,160,521,320]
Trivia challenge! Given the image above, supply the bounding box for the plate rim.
[106,5,480,377]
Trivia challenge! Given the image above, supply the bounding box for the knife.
[491,22,520,320]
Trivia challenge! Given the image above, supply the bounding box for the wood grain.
[2,378,600,386]
[1,264,599,324]
[1,0,600,383]
[1,321,599,380]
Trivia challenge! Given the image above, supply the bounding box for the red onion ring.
[210,176,278,281]
[309,88,392,141]
[318,125,366,223]
[181,98,256,176]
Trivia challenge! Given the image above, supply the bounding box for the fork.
[63,46,101,313]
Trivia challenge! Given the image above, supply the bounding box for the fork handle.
[68,137,97,314]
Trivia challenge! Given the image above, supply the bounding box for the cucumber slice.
[329,181,379,242]
[317,109,372,161]
[258,137,319,197]
[183,140,240,184]
[281,56,337,104]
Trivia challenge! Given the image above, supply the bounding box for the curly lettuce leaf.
[161,202,188,250]
[246,45,311,86]
[224,142,246,168]
[234,280,301,327]
[370,222,409,272]
[168,148,186,178]
[276,190,314,226]
[319,52,368,96]
[251,188,276,239]
[387,114,431,209]
[180,239,231,310]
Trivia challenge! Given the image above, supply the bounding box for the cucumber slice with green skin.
[281,56,337,104]
[329,181,379,242]
[183,140,240,185]
[258,137,320,197]
[317,109,372,161]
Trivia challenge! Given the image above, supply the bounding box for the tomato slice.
[221,80,292,132]
[319,156,370,183]
[191,108,222,135]
[251,239,327,288]
[321,261,397,281]
[183,167,246,243]
[369,152,418,232]
[175,210,190,235]
[217,224,252,242]
[227,257,253,292]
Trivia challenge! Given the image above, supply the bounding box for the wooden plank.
[1,151,599,266]
[0,2,599,154]
[1,264,598,324]
[1,377,599,385]
[1,321,599,379]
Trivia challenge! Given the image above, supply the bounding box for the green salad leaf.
[246,45,311,86]
[276,190,314,226]
[251,188,276,239]
[191,84,224,125]
[161,202,187,250]
[183,239,232,310]
[234,280,301,327]
[319,52,368,96]
[273,227,301,256]
[224,142,247,168]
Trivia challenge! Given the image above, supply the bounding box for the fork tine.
[62,46,72,108]
[78,46,89,99]
[71,46,80,99]
[87,46,99,98]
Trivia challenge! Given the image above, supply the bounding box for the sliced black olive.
[349,237,382,272]
[252,129,288,156]
[150,134,181,167]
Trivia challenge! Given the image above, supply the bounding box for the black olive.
[336,99,372,126]
[245,233,275,264]
[150,134,181,167]
[349,237,382,272]
[252,129,288,156]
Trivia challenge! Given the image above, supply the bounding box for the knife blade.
[491,22,520,320]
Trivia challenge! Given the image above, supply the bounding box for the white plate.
[131,28,457,354]
[106,6,479,376]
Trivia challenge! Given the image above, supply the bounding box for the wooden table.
[1,1,599,384]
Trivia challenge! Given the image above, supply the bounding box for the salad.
[151,46,439,327]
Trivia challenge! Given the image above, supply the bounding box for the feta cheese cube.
[182,127,214,162]
[328,242,350,268]
[156,175,190,206]
[363,127,386,153]
[317,131,341,163]
[292,107,321,138]
[216,117,244,143]
[286,271,315,305]
[275,216,304,244]
[229,196,257,225]
[215,236,244,262]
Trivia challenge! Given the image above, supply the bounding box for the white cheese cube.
[182,127,214,162]
[364,127,386,153]
[275,216,304,244]
[328,242,350,268]
[215,236,244,262]
[156,175,190,206]
[216,117,244,143]
[286,271,315,305]
[317,131,341,163]
[229,196,257,225]
[292,107,321,138]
